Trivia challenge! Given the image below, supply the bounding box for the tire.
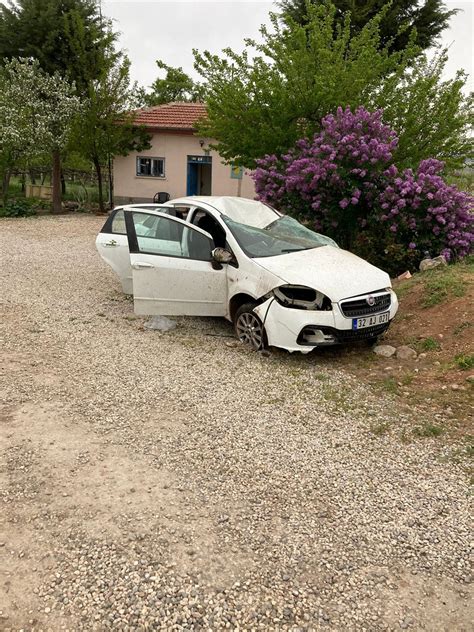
[234,303,267,351]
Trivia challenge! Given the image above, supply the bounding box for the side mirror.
[212,247,233,264]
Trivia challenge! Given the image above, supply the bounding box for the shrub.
[454,353,474,370]
[253,106,474,275]
[0,199,37,218]
[419,337,440,351]
[413,423,444,438]
[377,158,474,263]
[254,106,398,249]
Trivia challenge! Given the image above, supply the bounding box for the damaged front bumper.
[253,290,399,353]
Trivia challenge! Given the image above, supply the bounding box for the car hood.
[254,246,391,302]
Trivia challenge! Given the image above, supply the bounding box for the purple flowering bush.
[253,106,473,275]
[378,159,473,260]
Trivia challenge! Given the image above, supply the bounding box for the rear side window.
[100,209,126,235]
[111,210,126,234]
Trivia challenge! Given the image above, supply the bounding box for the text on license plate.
[352,312,390,330]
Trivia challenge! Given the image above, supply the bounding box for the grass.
[413,423,444,438]
[313,372,330,381]
[320,384,353,412]
[394,259,473,308]
[422,267,467,307]
[454,353,474,371]
[380,377,398,394]
[439,439,473,471]
[4,176,102,208]
[466,444,474,459]
[401,372,415,386]
[419,337,441,352]
[393,279,416,300]
[453,321,472,335]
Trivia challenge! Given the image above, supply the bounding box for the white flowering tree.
[0,58,82,211]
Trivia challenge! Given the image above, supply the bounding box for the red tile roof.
[133,102,207,131]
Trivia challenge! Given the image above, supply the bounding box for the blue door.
[187,155,212,195]
[187,162,199,195]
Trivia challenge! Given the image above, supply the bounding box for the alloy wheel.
[236,312,264,350]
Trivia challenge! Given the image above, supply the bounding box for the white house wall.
[113,132,256,204]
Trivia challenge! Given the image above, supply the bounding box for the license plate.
[352,312,389,330]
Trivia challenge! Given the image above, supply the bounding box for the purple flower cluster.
[378,159,473,260]
[252,106,473,267]
[254,106,398,241]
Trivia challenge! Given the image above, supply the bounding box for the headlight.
[272,285,332,310]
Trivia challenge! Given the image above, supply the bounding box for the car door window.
[129,212,212,261]
[169,205,191,221]
[110,210,126,234]
[191,210,227,248]
[98,209,127,235]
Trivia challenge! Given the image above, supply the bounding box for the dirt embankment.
[326,260,473,439]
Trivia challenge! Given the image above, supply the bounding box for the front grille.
[329,322,390,342]
[340,292,391,318]
[297,321,391,346]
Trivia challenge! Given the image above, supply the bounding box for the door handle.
[132,262,155,269]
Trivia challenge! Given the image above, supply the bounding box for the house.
[113,102,256,205]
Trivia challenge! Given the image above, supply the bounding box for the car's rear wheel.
[234,303,266,351]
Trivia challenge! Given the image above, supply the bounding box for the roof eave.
[139,126,199,134]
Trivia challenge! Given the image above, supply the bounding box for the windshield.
[213,197,279,228]
[222,215,338,258]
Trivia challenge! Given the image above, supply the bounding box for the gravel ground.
[0,215,472,631]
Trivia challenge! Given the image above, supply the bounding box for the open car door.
[123,209,227,316]
[96,205,179,294]
[95,209,133,293]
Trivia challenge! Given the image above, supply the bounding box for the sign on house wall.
[188,155,212,164]
[230,165,244,180]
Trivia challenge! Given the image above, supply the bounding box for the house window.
[136,156,165,178]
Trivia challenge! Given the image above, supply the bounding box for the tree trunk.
[93,157,105,213]
[107,154,113,209]
[51,150,62,214]
[61,170,66,196]
[2,169,11,207]
[29,169,36,185]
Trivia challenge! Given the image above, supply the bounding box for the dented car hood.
[254,246,391,302]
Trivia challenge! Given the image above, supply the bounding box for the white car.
[96,196,398,353]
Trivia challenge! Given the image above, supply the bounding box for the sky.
[101,0,474,92]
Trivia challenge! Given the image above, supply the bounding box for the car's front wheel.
[234,303,267,351]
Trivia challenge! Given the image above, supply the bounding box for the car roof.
[167,196,281,229]
[114,203,171,211]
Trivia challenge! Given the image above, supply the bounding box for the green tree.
[0,0,119,207]
[277,0,458,52]
[143,60,204,106]
[373,50,473,170]
[194,4,418,167]
[194,4,472,170]
[0,0,117,92]
[0,58,81,211]
[71,54,151,211]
